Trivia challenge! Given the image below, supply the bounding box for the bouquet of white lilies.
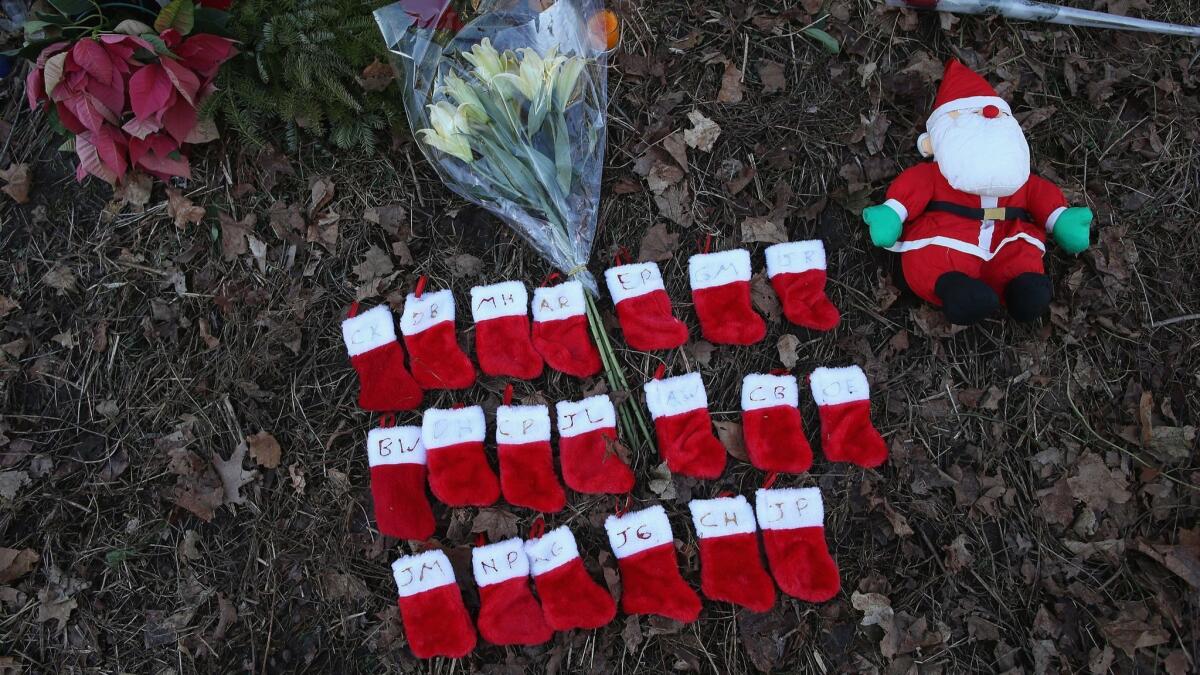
[376,0,651,448]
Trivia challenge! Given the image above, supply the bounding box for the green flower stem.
[584,293,652,451]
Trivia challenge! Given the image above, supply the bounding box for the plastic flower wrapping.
[375,0,611,294]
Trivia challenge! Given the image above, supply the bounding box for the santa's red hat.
[928,59,1011,126]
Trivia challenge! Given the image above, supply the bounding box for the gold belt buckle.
[982,207,1006,220]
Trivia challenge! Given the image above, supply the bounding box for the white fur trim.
[532,280,587,322]
[392,549,456,597]
[495,404,551,445]
[524,526,581,576]
[754,487,824,531]
[810,366,870,406]
[470,281,529,322]
[883,198,909,223]
[605,262,665,304]
[644,372,708,420]
[928,95,1011,126]
[421,406,486,449]
[605,505,674,559]
[688,249,752,290]
[886,232,1045,260]
[765,240,826,277]
[741,373,799,412]
[366,426,426,467]
[555,395,616,438]
[1045,206,1067,233]
[689,495,757,539]
[342,306,397,357]
[399,289,455,336]
[917,133,933,158]
[472,537,530,587]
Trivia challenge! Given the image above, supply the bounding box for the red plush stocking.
[741,373,813,473]
[809,366,887,468]
[644,372,727,479]
[532,280,602,378]
[366,425,435,540]
[472,538,553,646]
[524,525,616,631]
[766,240,840,331]
[688,249,765,346]
[470,281,544,380]
[496,403,566,512]
[604,262,688,351]
[605,505,702,623]
[392,550,477,658]
[555,395,635,494]
[421,406,500,507]
[754,486,840,602]
[341,305,422,411]
[400,288,476,390]
[688,496,775,612]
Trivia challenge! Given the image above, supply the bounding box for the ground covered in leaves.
[2,0,1199,672]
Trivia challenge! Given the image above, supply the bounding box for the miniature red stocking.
[809,366,887,468]
[392,550,477,658]
[688,496,775,612]
[754,486,840,602]
[366,425,435,540]
[421,406,500,506]
[496,403,566,512]
[741,373,813,473]
[605,505,702,623]
[341,305,422,411]
[555,395,635,494]
[766,240,840,331]
[688,249,766,346]
[604,262,688,351]
[400,288,476,390]
[470,281,544,379]
[472,537,553,646]
[524,525,616,631]
[644,372,727,479]
[532,280,602,378]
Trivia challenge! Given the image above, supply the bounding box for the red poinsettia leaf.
[174,34,236,80]
[76,126,129,185]
[54,100,87,134]
[99,33,155,54]
[122,115,163,140]
[88,78,126,121]
[160,96,198,143]
[159,57,200,105]
[129,63,173,120]
[60,94,110,133]
[130,133,190,180]
[42,51,69,99]
[26,68,45,110]
[71,39,114,86]
[35,42,70,68]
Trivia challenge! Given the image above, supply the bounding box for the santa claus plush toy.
[862,59,1093,325]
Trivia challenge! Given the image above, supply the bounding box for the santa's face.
[927,109,1030,198]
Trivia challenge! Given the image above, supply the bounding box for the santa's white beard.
[930,113,1030,198]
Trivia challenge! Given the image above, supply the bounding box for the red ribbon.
[541,272,560,287]
[414,275,427,298]
[347,301,360,318]
[614,494,632,517]
[503,383,514,406]
[653,363,666,380]
[474,532,487,547]
[529,516,546,540]
[379,413,396,428]
[763,471,779,489]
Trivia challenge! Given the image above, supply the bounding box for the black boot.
[934,272,999,326]
[1004,273,1053,322]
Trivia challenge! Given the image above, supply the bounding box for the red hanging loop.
[614,494,632,517]
[702,233,712,254]
[419,539,436,551]
[529,516,546,540]
[763,471,779,489]
[474,532,487,547]
[414,275,428,299]
[614,246,631,266]
[347,301,360,318]
[503,383,514,406]
[653,363,666,380]
[770,367,790,376]
[541,272,560,287]
[716,489,734,498]
[452,402,465,409]
[379,413,396,428]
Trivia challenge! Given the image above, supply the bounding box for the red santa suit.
[881,164,1068,304]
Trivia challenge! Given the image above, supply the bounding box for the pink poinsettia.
[26,30,236,185]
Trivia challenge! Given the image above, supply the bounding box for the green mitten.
[1052,207,1092,255]
[863,205,903,248]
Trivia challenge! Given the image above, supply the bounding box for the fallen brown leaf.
[757,59,786,94]
[0,163,31,204]
[714,421,747,462]
[741,215,787,244]
[637,223,679,262]
[211,440,258,506]
[683,110,721,152]
[718,61,744,103]
[0,548,39,584]
[777,334,800,368]
[166,188,205,229]
[246,431,282,469]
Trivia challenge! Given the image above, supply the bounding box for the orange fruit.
[587,9,620,51]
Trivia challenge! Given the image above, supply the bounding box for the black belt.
[926,201,1033,224]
